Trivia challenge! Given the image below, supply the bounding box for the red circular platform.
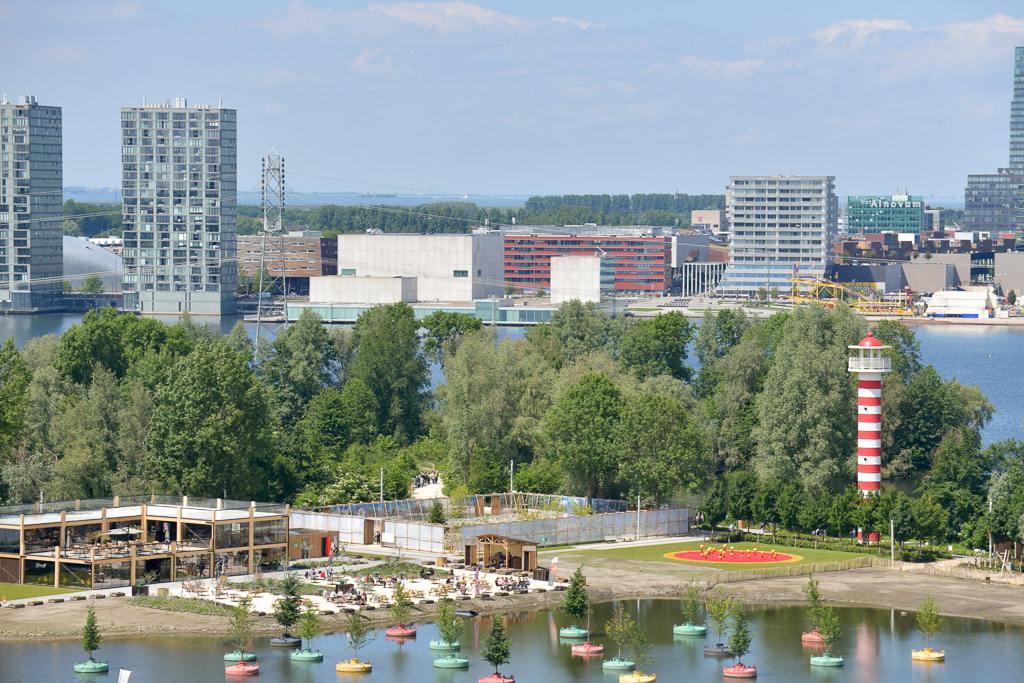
[663,548,801,565]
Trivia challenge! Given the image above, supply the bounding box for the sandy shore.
[5,557,1024,641]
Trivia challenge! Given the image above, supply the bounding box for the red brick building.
[238,230,337,295]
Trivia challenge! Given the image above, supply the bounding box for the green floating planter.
[810,653,844,667]
[603,656,636,671]
[224,649,257,662]
[433,654,471,669]
[429,639,461,651]
[559,625,589,638]
[290,648,324,662]
[673,622,707,636]
[74,658,110,673]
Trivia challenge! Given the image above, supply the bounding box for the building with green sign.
[847,194,925,234]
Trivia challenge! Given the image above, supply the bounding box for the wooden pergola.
[467,534,537,572]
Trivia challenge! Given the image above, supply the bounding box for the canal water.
[2,600,1021,682]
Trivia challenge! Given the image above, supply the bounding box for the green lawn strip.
[565,541,868,571]
[0,582,81,601]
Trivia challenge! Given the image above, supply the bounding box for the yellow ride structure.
[785,275,914,316]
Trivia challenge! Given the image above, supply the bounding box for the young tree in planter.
[298,605,324,654]
[81,604,102,663]
[680,581,703,626]
[391,581,412,627]
[436,598,464,650]
[562,566,591,632]
[916,594,943,650]
[802,573,822,634]
[626,622,656,675]
[606,603,635,659]
[273,574,303,640]
[481,614,512,677]
[428,500,447,525]
[727,605,754,669]
[818,605,841,655]
[346,610,370,661]
[707,591,735,646]
[230,596,256,656]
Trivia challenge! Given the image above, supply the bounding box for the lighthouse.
[849,332,891,541]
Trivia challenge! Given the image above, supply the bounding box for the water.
[1,600,1020,682]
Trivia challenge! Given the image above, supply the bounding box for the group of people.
[321,585,368,605]
[413,470,439,488]
[304,568,334,581]
[495,575,530,593]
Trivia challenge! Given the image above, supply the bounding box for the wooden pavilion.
[465,533,537,571]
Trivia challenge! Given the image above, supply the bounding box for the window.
[453,270,468,278]
[340,268,355,276]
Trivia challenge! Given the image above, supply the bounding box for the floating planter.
[224,650,257,662]
[454,609,478,617]
[384,625,417,637]
[478,675,515,683]
[801,630,825,643]
[810,653,844,667]
[290,648,324,662]
[336,659,372,673]
[224,662,260,676]
[722,663,757,678]
[703,643,732,656]
[673,622,707,636]
[619,672,656,683]
[570,641,604,656]
[73,658,109,674]
[434,654,471,669]
[269,635,300,647]
[911,648,945,662]
[558,625,589,638]
[603,657,636,672]
[429,639,461,651]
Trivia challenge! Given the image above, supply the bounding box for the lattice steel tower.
[254,148,286,356]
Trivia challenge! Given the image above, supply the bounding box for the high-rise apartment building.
[120,98,237,314]
[718,175,837,296]
[0,94,63,311]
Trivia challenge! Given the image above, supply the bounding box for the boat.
[911,648,945,662]
[336,659,372,673]
[269,634,301,647]
[673,622,707,636]
[602,656,635,671]
[433,654,471,669]
[384,625,417,637]
[224,662,260,676]
[558,624,589,638]
[723,663,757,678]
[429,639,461,651]
[810,653,844,667]
[223,650,257,662]
[801,630,825,643]
[619,672,656,682]
[73,658,109,673]
[570,641,604,656]
[455,609,479,617]
[290,648,324,662]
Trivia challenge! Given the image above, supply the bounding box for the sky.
[5,1,1024,201]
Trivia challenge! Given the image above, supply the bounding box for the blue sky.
[5,1,1024,201]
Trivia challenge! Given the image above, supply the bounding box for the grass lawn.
[566,541,869,571]
[0,582,81,601]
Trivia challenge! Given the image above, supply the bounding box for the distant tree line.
[62,200,122,238]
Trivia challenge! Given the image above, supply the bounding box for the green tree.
[428,500,447,525]
[435,598,463,649]
[261,308,340,426]
[504,283,519,296]
[421,311,482,363]
[727,605,754,666]
[615,393,709,506]
[0,338,29,456]
[230,596,255,654]
[513,457,563,494]
[78,275,105,294]
[543,372,623,499]
[626,622,656,674]
[797,494,829,535]
[616,311,694,381]
[62,280,73,293]
[390,581,412,627]
[756,286,768,303]
[298,605,324,653]
[481,614,512,676]
[706,591,734,645]
[350,303,429,442]
[694,309,751,398]
[818,605,841,654]
[1008,290,1017,305]
[345,610,369,661]
[273,574,303,638]
[803,574,822,633]
[529,300,623,364]
[827,487,860,538]
[81,603,102,662]
[606,603,634,659]
[701,478,729,539]
[916,594,943,649]
[562,566,591,630]
[680,581,702,625]
[911,492,948,543]
[63,218,83,237]
[872,320,922,380]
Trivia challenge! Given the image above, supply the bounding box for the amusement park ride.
[784,275,915,316]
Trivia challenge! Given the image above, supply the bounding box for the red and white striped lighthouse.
[849,333,890,497]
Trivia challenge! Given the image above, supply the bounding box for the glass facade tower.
[847,194,924,234]
[120,98,237,314]
[0,95,63,311]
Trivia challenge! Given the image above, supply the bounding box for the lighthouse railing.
[848,356,891,372]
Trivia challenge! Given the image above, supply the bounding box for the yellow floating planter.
[336,658,372,673]
[911,648,945,662]
[619,672,656,683]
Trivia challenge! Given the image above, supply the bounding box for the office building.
[336,232,503,302]
[0,95,63,311]
[965,169,1018,233]
[847,194,924,234]
[237,229,337,296]
[923,208,944,233]
[120,98,237,314]
[549,255,614,304]
[718,175,838,296]
[691,210,728,236]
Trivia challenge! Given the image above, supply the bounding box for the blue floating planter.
[673,622,707,636]
[429,639,461,651]
[559,625,589,638]
[810,653,844,667]
[270,635,301,647]
[224,649,257,662]
[602,656,636,671]
[290,648,324,662]
[433,654,471,669]
[73,658,109,673]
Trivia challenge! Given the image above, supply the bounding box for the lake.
[1,600,1020,682]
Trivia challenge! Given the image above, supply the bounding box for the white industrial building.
[925,287,996,318]
[336,233,503,302]
[549,255,614,304]
[309,276,416,304]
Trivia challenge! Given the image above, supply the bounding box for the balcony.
[848,356,891,372]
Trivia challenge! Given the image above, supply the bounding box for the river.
[2,600,1020,682]
[0,315,1018,446]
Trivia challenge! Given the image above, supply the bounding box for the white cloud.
[550,16,607,30]
[367,1,521,32]
[650,55,764,78]
[810,19,914,48]
[59,0,140,22]
[348,48,407,77]
[260,1,351,38]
